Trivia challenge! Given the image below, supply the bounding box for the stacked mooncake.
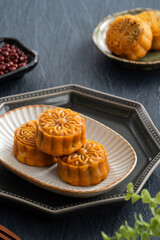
[106,10,160,60]
[13,120,56,167]
[13,107,109,186]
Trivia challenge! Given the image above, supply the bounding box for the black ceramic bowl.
[0,37,39,84]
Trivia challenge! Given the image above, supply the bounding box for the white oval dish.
[0,105,137,198]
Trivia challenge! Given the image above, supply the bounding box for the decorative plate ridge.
[0,105,137,198]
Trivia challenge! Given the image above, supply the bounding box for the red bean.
[19,62,26,67]
[0,43,28,76]
[10,49,16,53]
[19,56,24,62]
[9,67,16,71]
[10,52,18,58]
[23,54,27,60]
[5,44,10,48]
[5,63,10,68]
[10,45,15,49]
[3,47,10,52]
[13,59,18,64]
[2,51,9,57]
[17,50,22,55]
[0,65,5,71]
[5,58,10,62]
[0,56,4,61]
[13,64,18,69]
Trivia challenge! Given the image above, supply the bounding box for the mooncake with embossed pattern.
[35,108,86,156]
[138,10,160,50]
[57,139,109,186]
[106,14,153,60]
[13,120,56,166]
[137,11,153,27]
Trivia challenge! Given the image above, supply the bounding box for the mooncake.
[137,11,153,27]
[36,108,86,156]
[57,140,109,186]
[138,11,160,50]
[106,14,153,60]
[13,120,56,166]
[151,11,160,50]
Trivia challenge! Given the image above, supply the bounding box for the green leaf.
[127,183,134,193]
[156,192,160,204]
[134,214,140,229]
[156,207,160,215]
[138,214,150,228]
[156,215,160,224]
[125,193,133,201]
[150,218,158,227]
[150,217,160,236]
[115,232,122,239]
[149,202,157,209]
[101,185,160,240]
[131,194,141,203]
[141,189,151,203]
[119,225,127,235]
[101,231,111,240]
[127,225,136,236]
[141,232,150,240]
[139,213,144,222]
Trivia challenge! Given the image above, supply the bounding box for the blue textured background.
[0,0,160,239]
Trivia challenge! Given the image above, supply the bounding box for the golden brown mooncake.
[57,140,109,186]
[151,11,160,50]
[13,120,56,167]
[36,108,86,156]
[138,11,160,50]
[137,11,153,27]
[106,14,153,60]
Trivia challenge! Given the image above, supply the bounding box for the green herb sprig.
[101,183,160,240]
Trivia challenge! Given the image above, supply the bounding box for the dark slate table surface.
[0,0,160,239]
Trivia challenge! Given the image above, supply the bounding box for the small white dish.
[92,8,160,70]
[0,105,137,198]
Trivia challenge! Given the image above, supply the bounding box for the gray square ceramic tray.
[0,84,160,218]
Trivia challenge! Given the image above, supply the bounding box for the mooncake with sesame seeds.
[57,140,109,186]
[35,108,86,156]
[106,14,153,60]
[13,120,56,166]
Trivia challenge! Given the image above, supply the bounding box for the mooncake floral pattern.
[39,108,84,136]
[61,140,106,166]
[15,120,36,147]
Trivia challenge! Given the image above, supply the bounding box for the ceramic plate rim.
[92,8,160,66]
[0,104,137,197]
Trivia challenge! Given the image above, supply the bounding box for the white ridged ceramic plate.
[0,105,137,198]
